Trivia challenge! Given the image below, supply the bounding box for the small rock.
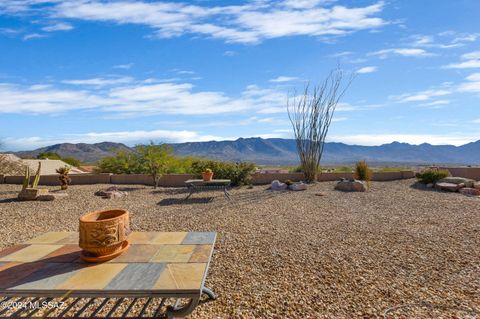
[271,180,288,191]
[438,177,475,188]
[474,182,480,190]
[435,182,461,192]
[335,179,366,192]
[426,183,434,188]
[289,182,307,191]
[459,187,480,196]
[315,192,326,196]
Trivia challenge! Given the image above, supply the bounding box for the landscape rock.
[37,194,56,201]
[459,187,480,196]
[438,177,475,188]
[271,180,288,191]
[335,178,366,192]
[289,182,307,191]
[474,182,480,190]
[435,182,461,192]
[104,191,128,199]
[95,186,128,199]
[426,183,434,188]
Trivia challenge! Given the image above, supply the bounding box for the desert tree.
[136,142,174,189]
[287,67,353,183]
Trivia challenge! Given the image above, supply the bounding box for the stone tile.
[110,244,161,263]
[151,245,196,263]
[9,263,84,290]
[0,262,45,289]
[189,245,213,263]
[40,245,82,263]
[56,263,127,290]
[55,232,79,244]
[0,245,29,259]
[151,232,187,245]
[26,232,71,244]
[0,245,62,262]
[182,232,216,245]
[105,263,166,290]
[128,232,159,244]
[153,263,207,290]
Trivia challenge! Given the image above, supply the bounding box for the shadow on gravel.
[151,189,189,195]
[158,197,214,206]
[409,182,438,192]
[0,198,17,203]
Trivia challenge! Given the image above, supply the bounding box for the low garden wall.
[440,167,480,181]
[0,171,415,186]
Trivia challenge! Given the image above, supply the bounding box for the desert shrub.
[96,151,144,174]
[62,157,81,167]
[355,160,372,182]
[416,169,449,184]
[37,152,61,160]
[191,160,256,186]
[335,166,353,173]
[289,166,303,173]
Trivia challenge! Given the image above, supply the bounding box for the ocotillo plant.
[22,162,41,190]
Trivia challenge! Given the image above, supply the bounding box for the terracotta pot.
[202,172,213,181]
[79,209,130,257]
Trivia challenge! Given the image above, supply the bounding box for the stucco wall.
[1,171,418,186]
[440,167,480,181]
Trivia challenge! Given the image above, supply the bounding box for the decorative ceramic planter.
[79,209,130,258]
[202,172,213,181]
[17,188,49,201]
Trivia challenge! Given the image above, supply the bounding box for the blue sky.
[0,0,479,151]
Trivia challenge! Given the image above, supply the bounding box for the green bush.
[416,169,449,184]
[289,166,303,173]
[96,151,144,174]
[191,160,256,186]
[62,157,81,168]
[355,160,372,182]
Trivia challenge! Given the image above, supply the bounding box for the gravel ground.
[0,180,479,318]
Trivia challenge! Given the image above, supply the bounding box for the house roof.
[21,159,86,175]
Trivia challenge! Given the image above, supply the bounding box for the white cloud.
[23,33,47,40]
[420,100,450,108]
[223,50,237,56]
[37,0,386,44]
[394,89,452,103]
[269,76,299,83]
[457,73,480,93]
[356,66,377,74]
[327,134,478,146]
[369,48,433,58]
[62,77,134,86]
[113,63,133,69]
[0,79,287,116]
[444,51,480,69]
[42,22,73,32]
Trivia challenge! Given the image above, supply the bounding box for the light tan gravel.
[0,180,479,318]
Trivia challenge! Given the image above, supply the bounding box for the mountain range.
[12,138,480,165]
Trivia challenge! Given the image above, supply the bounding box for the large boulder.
[435,182,462,192]
[459,187,480,196]
[289,182,307,191]
[335,179,366,192]
[438,177,475,188]
[271,180,288,191]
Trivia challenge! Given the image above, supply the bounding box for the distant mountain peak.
[13,138,480,165]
